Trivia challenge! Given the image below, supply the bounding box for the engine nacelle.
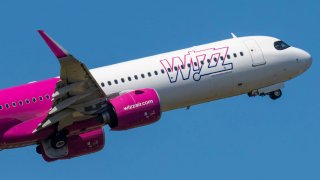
[109,88,161,130]
[39,128,105,162]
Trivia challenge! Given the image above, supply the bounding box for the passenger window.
[181,65,185,69]
[227,55,231,59]
[12,102,16,107]
[167,68,171,72]
[161,69,165,74]
[220,56,224,60]
[194,62,198,66]
[134,75,138,80]
[233,53,237,58]
[187,63,191,68]
[101,82,105,87]
[174,67,178,71]
[114,80,118,84]
[200,61,204,65]
[19,100,23,106]
[207,59,211,63]
[148,72,152,77]
[39,96,43,101]
[128,77,132,81]
[5,104,9,108]
[108,81,112,85]
[0,105,2,110]
[45,95,50,100]
[26,99,30,104]
[154,71,158,75]
[32,98,36,103]
[240,52,244,56]
[214,57,218,62]
[121,78,125,83]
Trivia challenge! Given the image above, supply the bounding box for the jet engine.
[38,128,105,162]
[38,88,161,161]
[103,88,162,130]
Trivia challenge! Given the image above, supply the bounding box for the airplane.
[0,30,312,162]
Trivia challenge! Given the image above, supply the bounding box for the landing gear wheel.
[36,145,41,154]
[51,134,67,149]
[269,89,282,100]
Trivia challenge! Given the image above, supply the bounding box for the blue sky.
[0,0,319,179]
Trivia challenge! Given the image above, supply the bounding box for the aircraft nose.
[297,49,312,71]
[302,50,312,69]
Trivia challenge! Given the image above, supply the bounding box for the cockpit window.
[274,41,290,50]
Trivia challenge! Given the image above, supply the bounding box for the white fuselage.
[90,36,312,111]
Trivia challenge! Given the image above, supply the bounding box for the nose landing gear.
[248,83,284,100]
[269,89,282,100]
[248,89,283,100]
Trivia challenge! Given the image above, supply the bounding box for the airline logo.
[123,100,154,111]
[160,47,233,83]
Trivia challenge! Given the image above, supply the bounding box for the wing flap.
[48,88,95,115]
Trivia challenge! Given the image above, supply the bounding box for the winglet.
[38,30,69,58]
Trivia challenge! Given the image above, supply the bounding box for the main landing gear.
[49,129,69,149]
[36,129,69,158]
[36,130,68,154]
[51,133,68,149]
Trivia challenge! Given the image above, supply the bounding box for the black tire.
[51,134,67,149]
[269,90,282,100]
[36,145,42,154]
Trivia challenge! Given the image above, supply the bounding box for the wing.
[34,30,107,133]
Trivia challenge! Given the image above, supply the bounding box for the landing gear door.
[244,40,266,67]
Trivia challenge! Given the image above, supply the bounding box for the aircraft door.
[244,40,266,66]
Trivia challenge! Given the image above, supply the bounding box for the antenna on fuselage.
[231,33,237,38]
